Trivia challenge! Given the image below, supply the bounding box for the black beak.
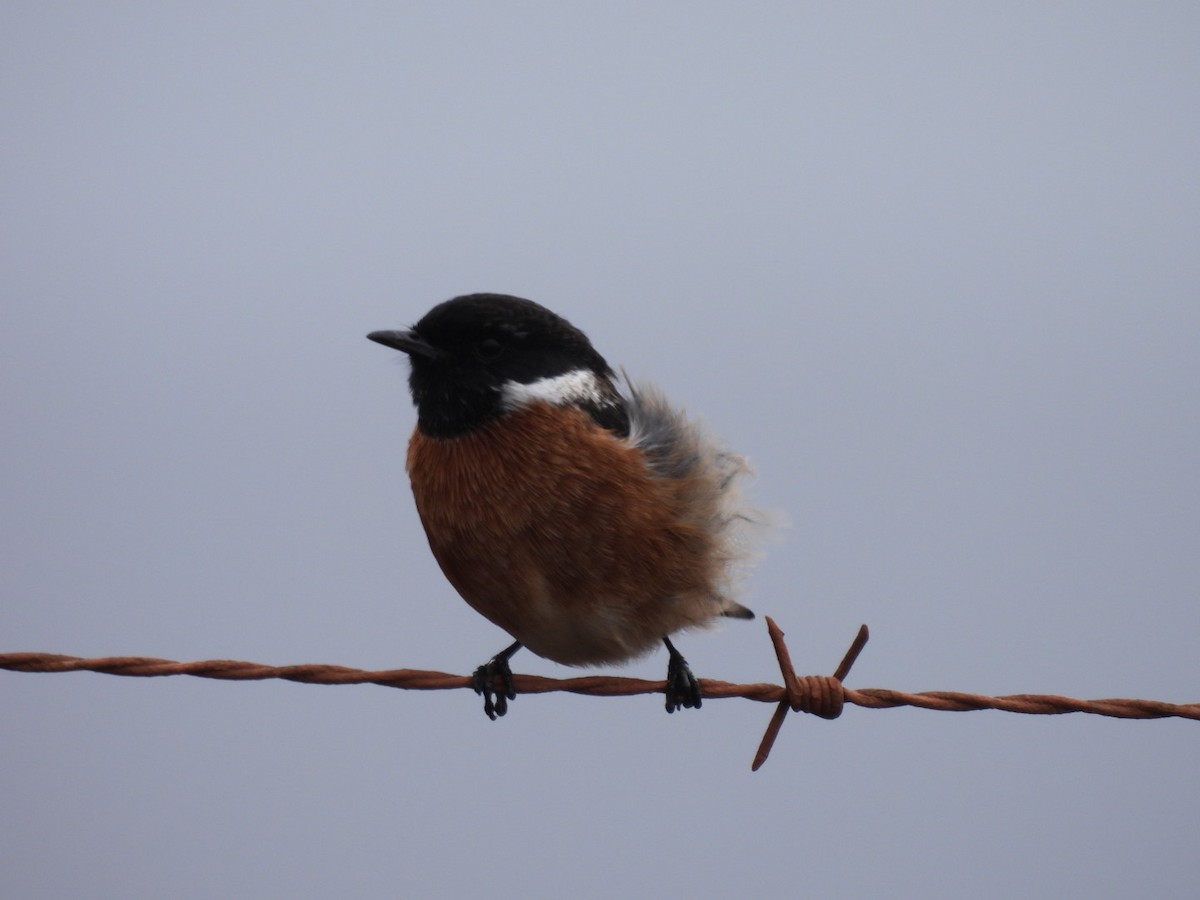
[367,329,442,359]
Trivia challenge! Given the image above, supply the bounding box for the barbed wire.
[3,617,1196,770]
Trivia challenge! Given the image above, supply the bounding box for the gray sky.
[3,4,1197,898]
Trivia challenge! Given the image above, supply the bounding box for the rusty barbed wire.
[2,617,1196,770]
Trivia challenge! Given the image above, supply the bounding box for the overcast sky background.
[3,4,1198,898]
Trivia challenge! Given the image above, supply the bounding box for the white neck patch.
[500,368,607,411]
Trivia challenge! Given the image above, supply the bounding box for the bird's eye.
[475,338,503,362]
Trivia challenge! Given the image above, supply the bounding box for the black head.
[368,293,629,438]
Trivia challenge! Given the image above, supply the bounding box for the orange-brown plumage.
[407,402,728,666]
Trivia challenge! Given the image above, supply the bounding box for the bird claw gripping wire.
[473,642,520,720]
[663,636,702,713]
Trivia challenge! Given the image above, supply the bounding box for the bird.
[368,293,762,719]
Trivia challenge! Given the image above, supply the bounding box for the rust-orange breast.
[405,403,724,665]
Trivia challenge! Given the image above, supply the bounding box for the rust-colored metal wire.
[3,618,1196,770]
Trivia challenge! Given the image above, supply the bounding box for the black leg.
[662,636,702,713]
[472,641,522,720]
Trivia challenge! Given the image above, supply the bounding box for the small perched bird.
[368,293,762,718]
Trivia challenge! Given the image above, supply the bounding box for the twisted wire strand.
[3,618,1195,770]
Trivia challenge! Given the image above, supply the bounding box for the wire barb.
[3,620,1197,771]
[751,619,868,770]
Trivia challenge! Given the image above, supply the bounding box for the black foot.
[472,641,521,720]
[663,636,702,713]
